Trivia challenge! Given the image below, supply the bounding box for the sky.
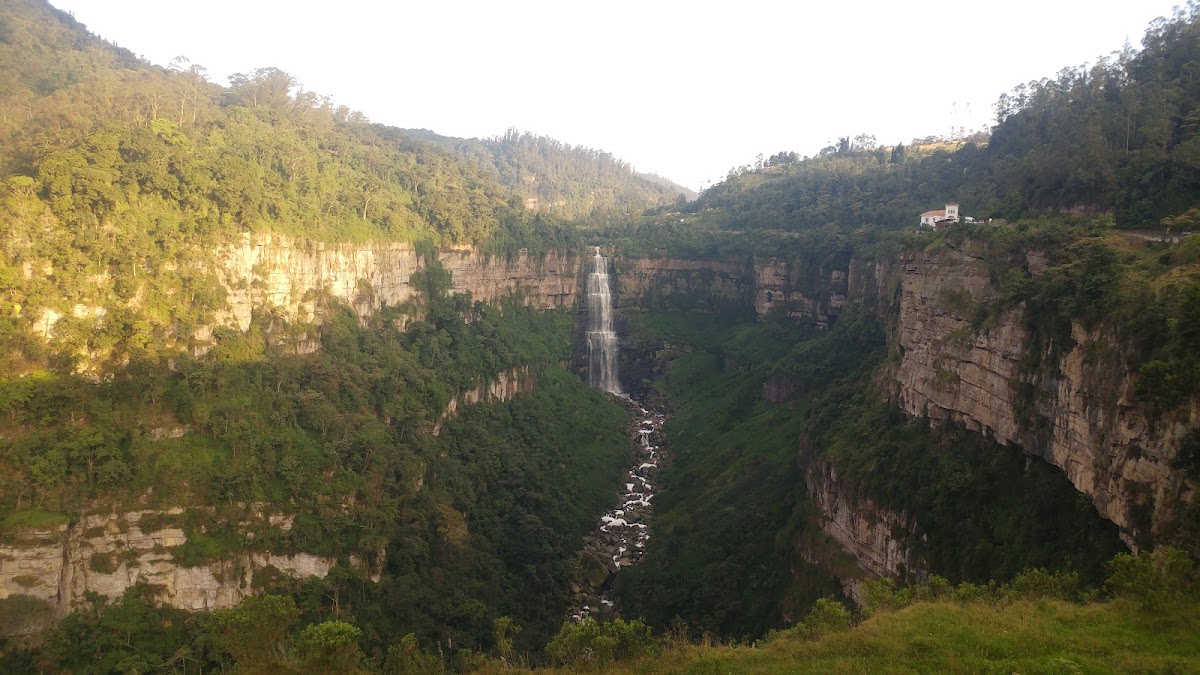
[52,0,1184,191]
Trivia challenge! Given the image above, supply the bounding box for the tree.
[206,594,299,670]
[297,621,365,673]
[228,67,296,109]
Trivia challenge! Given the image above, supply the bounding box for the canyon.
[4,238,1194,615]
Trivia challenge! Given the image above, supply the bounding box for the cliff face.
[0,510,357,614]
[753,259,848,329]
[216,236,582,332]
[5,241,572,620]
[892,246,1197,548]
[615,255,848,327]
[432,366,539,436]
[615,257,749,314]
[802,459,925,604]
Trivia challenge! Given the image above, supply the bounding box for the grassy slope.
[594,599,1200,674]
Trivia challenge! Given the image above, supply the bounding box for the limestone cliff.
[892,245,1197,548]
[0,510,360,614]
[216,236,582,332]
[30,236,584,363]
[801,458,925,604]
[615,255,847,327]
[432,366,538,436]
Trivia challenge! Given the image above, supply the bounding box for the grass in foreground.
[582,599,1200,674]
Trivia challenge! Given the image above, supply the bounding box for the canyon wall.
[0,509,364,615]
[216,235,582,332]
[432,366,539,435]
[801,459,926,604]
[892,245,1197,548]
[614,255,848,327]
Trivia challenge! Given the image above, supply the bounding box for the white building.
[919,203,959,229]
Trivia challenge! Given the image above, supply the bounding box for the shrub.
[1006,568,1079,601]
[799,597,851,639]
[545,617,656,668]
[88,551,118,574]
[861,578,911,617]
[384,634,440,674]
[206,594,299,669]
[1105,547,1198,611]
[297,620,364,673]
[910,575,953,602]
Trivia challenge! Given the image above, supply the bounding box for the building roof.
[921,209,946,217]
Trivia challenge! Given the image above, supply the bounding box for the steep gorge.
[608,239,1193,608]
[6,232,1189,623]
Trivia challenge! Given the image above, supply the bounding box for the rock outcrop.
[615,255,848,327]
[753,259,848,329]
[892,246,1197,547]
[802,459,925,604]
[432,366,539,436]
[0,510,351,615]
[217,236,582,332]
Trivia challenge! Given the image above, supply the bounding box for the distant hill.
[407,128,693,225]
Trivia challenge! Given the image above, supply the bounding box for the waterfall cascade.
[587,247,620,394]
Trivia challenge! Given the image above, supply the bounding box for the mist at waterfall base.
[587,247,621,394]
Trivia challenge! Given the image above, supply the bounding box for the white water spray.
[587,247,620,393]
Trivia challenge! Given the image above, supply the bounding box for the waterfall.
[587,247,620,394]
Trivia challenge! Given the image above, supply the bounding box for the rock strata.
[432,366,539,435]
[217,236,583,333]
[802,459,926,604]
[0,510,350,615]
[892,247,1197,547]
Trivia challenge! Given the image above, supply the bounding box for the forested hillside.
[406,128,693,225]
[0,0,652,667]
[608,2,1200,238]
[602,0,1200,653]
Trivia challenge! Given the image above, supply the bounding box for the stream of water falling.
[587,247,620,394]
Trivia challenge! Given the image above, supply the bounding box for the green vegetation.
[620,301,1125,637]
[7,549,1196,673]
[618,312,846,638]
[408,128,692,226]
[0,259,631,659]
[578,552,1200,674]
[3,1,1200,673]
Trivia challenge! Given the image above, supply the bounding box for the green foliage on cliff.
[0,254,630,658]
[923,218,1200,422]
[811,395,1126,586]
[618,311,872,637]
[620,303,1125,636]
[13,548,1199,673]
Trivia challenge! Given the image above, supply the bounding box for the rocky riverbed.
[568,397,667,622]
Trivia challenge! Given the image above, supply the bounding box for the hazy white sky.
[52,0,1181,190]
